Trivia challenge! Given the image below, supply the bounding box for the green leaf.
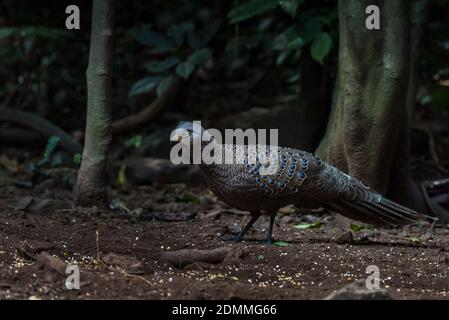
[177,193,200,204]
[0,27,70,40]
[187,30,200,50]
[228,0,278,24]
[294,222,323,230]
[187,48,212,66]
[274,27,304,50]
[350,223,365,232]
[299,20,323,45]
[157,75,174,98]
[38,136,61,166]
[273,241,289,247]
[167,22,194,47]
[279,0,303,18]
[176,61,195,79]
[144,57,180,73]
[125,135,143,149]
[275,51,290,65]
[20,26,70,39]
[129,28,173,49]
[73,153,82,165]
[310,32,332,64]
[407,236,423,244]
[0,27,18,39]
[128,76,163,97]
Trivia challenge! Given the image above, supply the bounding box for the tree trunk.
[76,0,114,206]
[316,0,427,211]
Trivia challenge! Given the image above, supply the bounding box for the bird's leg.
[265,212,277,245]
[233,210,261,242]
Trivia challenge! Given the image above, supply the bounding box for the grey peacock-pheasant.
[171,121,436,244]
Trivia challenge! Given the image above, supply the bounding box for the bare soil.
[1,183,449,300]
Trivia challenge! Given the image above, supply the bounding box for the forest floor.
[1,182,449,300]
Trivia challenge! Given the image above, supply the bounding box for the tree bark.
[75,0,114,206]
[316,0,427,211]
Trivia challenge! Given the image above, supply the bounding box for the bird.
[170,121,436,244]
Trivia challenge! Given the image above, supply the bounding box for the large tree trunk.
[76,0,114,206]
[316,0,427,212]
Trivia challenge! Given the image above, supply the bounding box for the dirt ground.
[1,181,449,300]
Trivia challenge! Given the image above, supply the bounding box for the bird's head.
[170,121,210,146]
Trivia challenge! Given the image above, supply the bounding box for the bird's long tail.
[328,197,437,227]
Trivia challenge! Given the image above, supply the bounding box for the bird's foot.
[264,237,274,245]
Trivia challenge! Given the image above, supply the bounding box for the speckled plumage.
[172,122,435,243]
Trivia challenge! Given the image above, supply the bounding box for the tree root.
[0,107,82,154]
[112,76,181,134]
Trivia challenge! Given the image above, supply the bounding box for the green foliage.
[228,0,278,24]
[176,61,195,79]
[227,0,336,71]
[129,19,220,97]
[128,76,164,97]
[124,135,143,149]
[188,48,212,66]
[406,236,423,244]
[129,28,174,52]
[273,241,289,247]
[350,223,365,232]
[0,26,71,40]
[176,193,200,203]
[144,58,180,73]
[37,136,61,167]
[310,32,332,64]
[279,0,304,18]
[73,153,82,165]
